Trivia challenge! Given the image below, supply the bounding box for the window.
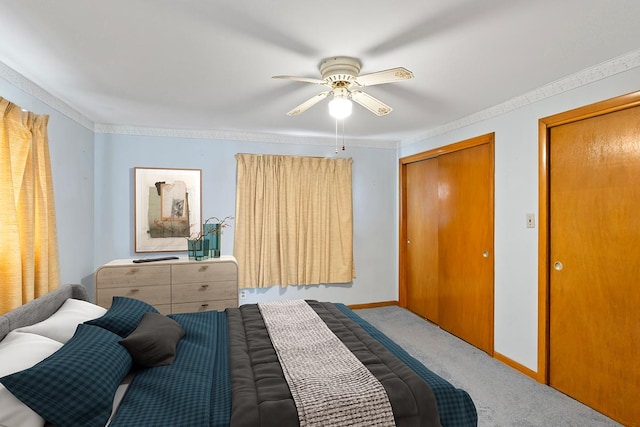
[234,154,354,288]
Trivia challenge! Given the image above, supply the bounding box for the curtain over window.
[0,98,60,314]
[234,154,354,288]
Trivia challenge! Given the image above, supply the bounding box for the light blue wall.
[399,65,640,371]
[0,77,95,294]
[94,134,398,306]
[4,56,639,372]
[1,68,399,306]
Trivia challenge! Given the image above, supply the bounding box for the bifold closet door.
[438,144,493,354]
[549,105,640,425]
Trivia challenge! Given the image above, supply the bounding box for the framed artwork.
[134,167,202,253]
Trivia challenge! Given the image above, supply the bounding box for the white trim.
[401,49,640,146]
[0,62,94,131]
[93,124,397,149]
[3,49,640,147]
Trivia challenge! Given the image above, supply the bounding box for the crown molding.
[93,123,398,149]
[401,48,640,146]
[4,49,640,149]
[0,61,94,130]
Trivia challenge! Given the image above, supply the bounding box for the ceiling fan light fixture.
[274,56,413,118]
[328,97,352,119]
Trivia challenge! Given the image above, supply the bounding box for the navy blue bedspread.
[109,304,476,427]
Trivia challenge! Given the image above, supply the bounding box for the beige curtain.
[234,153,354,288]
[0,98,60,315]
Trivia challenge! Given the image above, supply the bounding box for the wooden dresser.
[95,256,238,314]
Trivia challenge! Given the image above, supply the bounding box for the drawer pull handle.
[129,268,139,273]
[200,284,209,289]
[130,288,140,293]
[199,266,209,272]
[201,303,209,308]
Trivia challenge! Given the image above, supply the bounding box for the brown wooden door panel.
[401,134,494,355]
[406,158,439,322]
[549,105,640,426]
[438,143,494,353]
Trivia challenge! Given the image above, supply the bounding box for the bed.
[0,284,477,427]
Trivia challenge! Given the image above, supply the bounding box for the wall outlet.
[526,213,536,228]
[239,290,247,300]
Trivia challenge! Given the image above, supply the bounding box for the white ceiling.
[1,0,639,147]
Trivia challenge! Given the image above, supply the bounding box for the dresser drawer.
[96,265,171,287]
[172,281,237,304]
[171,262,237,284]
[172,299,237,314]
[96,257,238,315]
[96,285,171,309]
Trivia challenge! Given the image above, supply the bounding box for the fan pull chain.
[334,118,347,153]
[335,118,339,153]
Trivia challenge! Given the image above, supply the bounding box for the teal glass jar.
[187,238,210,261]
[203,223,221,258]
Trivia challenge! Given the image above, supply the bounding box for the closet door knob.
[554,261,563,271]
[482,251,489,258]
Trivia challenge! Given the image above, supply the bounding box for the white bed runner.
[258,300,396,427]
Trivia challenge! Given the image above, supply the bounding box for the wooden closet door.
[405,158,439,322]
[438,143,494,354]
[549,105,640,425]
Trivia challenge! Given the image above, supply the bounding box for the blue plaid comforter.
[109,310,231,426]
[336,304,478,427]
[109,305,476,427]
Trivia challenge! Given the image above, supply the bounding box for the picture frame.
[134,167,202,253]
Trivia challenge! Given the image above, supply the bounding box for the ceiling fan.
[273,56,414,118]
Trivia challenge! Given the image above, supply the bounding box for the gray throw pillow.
[119,312,185,367]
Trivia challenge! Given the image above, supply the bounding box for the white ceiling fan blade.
[286,91,331,116]
[351,91,393,116]
[354,67,414,87]
[273,75,327,85]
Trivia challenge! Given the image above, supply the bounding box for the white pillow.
[0,331,64,427]
[14,298,107,343]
